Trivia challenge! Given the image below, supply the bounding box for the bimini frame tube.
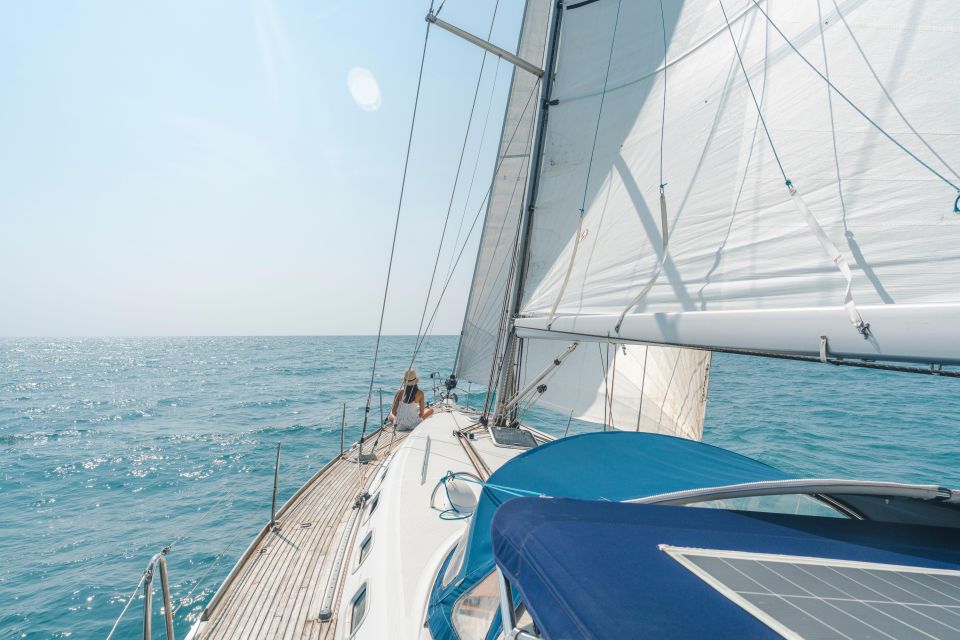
[629,478,955,506]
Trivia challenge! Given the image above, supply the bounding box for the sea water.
[1,336,957,639]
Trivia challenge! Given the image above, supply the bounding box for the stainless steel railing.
[143,549,176,640]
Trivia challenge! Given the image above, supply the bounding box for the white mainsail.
[513,0,960,365]
[455,0,551,386]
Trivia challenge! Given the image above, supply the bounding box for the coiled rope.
[431,470,546,521]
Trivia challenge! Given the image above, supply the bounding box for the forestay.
[516,339,710,439]
[515,0,960,365]
[455,0,551,385]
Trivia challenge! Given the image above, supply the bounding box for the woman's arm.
[417,391,426,418]
[388,390,400,421]
[418,390,434,420]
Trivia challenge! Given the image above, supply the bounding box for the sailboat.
[177,1,960,639]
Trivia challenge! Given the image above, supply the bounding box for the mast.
[450,4,533,382]
[448,0,551,391]
[494,0,565,421]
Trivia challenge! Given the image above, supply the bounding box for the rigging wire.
[613,0,674,332]
[360,5,434,442]
[748,0,960,197]
[406,79,543,369]
[546,0,624,328]
[408,0,502,377]
[598,342,610,430]
[445,57,503,284]
[817,0,849,233]
[828,0,959,186]
[657,0,668,191]
[719,0,869,337]
[634,346,649,432]
[718,0,787,185]
[482,159,531,420]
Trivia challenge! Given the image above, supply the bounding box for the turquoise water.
[1,337,957,639]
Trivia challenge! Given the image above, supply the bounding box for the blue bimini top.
[492,498,960,640]
[426,432,796,640]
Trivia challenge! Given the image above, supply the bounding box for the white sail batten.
[455,0,551,385]
[517,0,960,366]
[517,338,711,440]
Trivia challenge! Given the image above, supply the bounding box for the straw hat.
[401,369,419,385]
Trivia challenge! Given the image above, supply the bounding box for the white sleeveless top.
[395,391,422,431]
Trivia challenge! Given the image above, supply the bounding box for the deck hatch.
[663,546,960,640]
[489,427,537,449]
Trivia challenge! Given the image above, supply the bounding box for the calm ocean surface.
[1,336,958,639]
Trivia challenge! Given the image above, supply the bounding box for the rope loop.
[430,471,546,521]
[954,191,959,213]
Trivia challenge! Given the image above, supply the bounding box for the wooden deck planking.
[196,430,405,640]
[206,465,352,640]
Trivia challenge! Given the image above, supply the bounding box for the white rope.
[546,216,584,330]
[789,185,869,337]
[615,190,669,332]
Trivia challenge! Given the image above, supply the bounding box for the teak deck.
[192,428,406,640]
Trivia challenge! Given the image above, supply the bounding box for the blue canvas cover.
[427,432,795,640]
[491,498,960,640]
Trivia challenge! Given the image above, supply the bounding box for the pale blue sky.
[0,1,524,335]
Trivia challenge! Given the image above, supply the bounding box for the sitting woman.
[388,369,434,431]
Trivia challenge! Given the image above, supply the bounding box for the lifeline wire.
[105,571,149,640]
[361,3,434,441]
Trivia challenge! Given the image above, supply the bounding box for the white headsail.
[516,339,711,439]
[455,0,551,386]
[513,0,960,366]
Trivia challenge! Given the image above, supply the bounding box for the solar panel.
[662,546,960,640]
